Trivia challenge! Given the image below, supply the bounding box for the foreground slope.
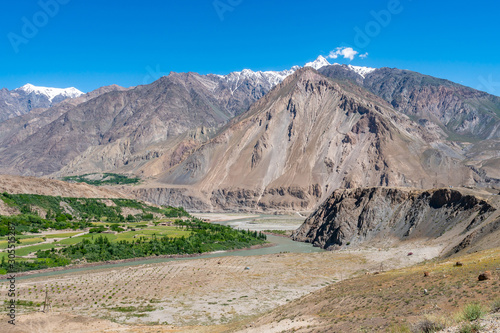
[131,68,473,211]
[231,247,500,333]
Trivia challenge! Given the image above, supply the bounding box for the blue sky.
[0,0,499,96]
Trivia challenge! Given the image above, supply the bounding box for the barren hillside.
[0,175,128,199]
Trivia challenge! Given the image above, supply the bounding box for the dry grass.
[2,245,500,333]
[233,248,500,332]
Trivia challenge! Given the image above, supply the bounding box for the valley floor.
[0,213,455,332]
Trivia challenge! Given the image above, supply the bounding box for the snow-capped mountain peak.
[304,56,331,70]
[346,65,376,79]
[15,83,84,102]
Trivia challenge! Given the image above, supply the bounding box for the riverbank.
[0,242,275,280]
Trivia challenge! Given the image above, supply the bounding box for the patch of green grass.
[58,233,117,245]
[56,226,190,246]
[15,243,60,257]
[0,237,44,249]
[114,227,191,242]
[44,232,81,239]
[460,302,486,322]
[0,242,63,261]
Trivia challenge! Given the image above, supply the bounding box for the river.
[13,214,322,281]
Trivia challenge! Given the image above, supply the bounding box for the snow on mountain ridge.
[15,83,84,102]
[215,56,377,92]
[212,67,299,95]
[347,64,376,79]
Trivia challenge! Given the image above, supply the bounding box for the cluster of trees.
[0,214,91,236]
[1,253,70,273]
[0,193,189,223]
[37,219,267,264]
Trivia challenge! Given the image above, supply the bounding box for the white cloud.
[359,52,369,59]
[327,47,359,61]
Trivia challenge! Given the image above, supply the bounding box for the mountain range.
[0,84,83,123]
[1,57,499,211]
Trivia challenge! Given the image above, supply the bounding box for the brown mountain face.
[292,186,500,256]
[0,72,278,177]
[319,66,500,140]
[0,84,129,148]
[319,66,500,184]
[129,68,475,211]
[2,66,499,213]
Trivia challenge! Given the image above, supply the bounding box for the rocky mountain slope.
[0,57,379,178]
[318,65,500,183]
[0,69,299,176]
[318,65,500,142]
[0,57,381,179]
[0,84,129,148]
[292,186,500,255]
[361,68,500,141]
[0,84,83,123]
[128,68,475,211]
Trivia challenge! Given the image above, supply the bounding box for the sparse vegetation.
[458,322,483,333]
[0,192,188,226]
[62,173,140,186]
[412,319,443,333]
[491,297,500,313]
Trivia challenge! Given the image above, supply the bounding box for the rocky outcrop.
[127,187,212,212]
[292,187,498,254]
[319,66,500,184]
[128,185,324,212]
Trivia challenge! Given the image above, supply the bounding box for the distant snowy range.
[0,56,375,122]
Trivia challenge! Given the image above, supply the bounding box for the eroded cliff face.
[292,187,500,255]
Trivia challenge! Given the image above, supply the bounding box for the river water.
[13,214,323,281]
